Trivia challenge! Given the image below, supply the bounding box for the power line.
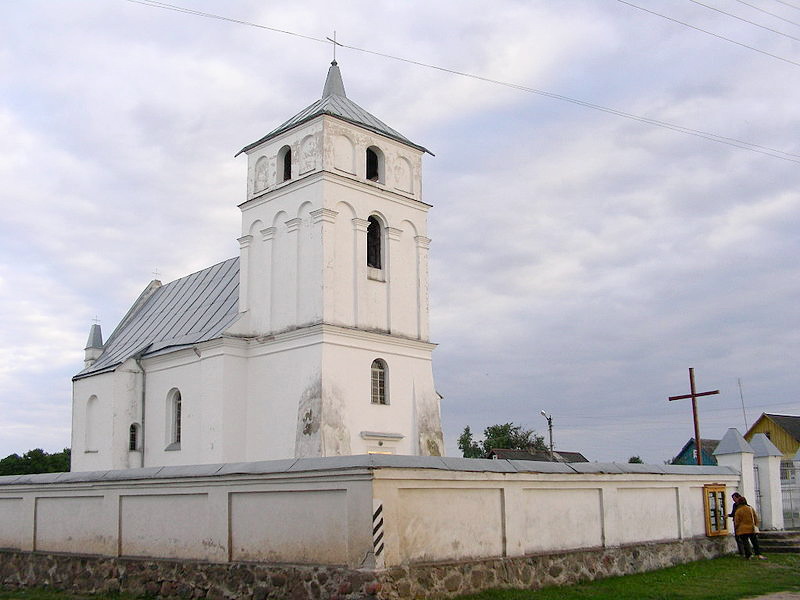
[125,0,800,165]
[772,0,800,12]
[125,0,329,45]
[686,0,800,42]
[617,0,800,68]
[734,0,800,28]
[335,39,800,163]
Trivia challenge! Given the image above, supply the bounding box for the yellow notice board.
[703,484,728,536]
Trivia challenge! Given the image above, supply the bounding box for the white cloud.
[1,0,799,464]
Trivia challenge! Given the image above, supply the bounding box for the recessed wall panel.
[618,487,679,543]
[522,488,603,552]
[397,488,503,563]
[230,490,348,564]
[36,496,106,554]
[120,494,208,559]
[0,498,23,549]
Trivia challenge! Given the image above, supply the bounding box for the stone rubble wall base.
[377,537,735,599]
[0,537,734,600]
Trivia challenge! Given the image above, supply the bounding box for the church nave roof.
[75,257,240,379]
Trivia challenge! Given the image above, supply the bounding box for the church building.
[71,62,445,471]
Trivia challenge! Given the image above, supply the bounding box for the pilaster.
[415,235,431,340]
[385,226,402,333]
[751,433,784,530]
[237,235,253,313]
[352,218,370,328]
[262,227,276,333]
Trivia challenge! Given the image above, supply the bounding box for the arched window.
[366,146,384,183]
[166,389,182,449]
[279,145,292,182]
[371,359,388,405]
[367,216,382,269]
[129,423,140,451]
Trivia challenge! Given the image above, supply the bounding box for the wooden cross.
[668,368,719,465]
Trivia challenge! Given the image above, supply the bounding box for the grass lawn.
[459,554,800,600]
[0,555,798,600]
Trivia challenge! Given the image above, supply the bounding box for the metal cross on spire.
[668,367,719,465]
[326,30,343,62]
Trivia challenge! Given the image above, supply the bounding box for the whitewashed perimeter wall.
[0,457,739,569]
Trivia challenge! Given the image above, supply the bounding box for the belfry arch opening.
[279,145,292,182]
[366,146,384,183]
[367,216,382,269]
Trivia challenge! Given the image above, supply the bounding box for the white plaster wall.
[522,488,603,553]
[142,343,248,467]
[0,497,23,549]
[321,176,429,341]
[617,487,680,544]
[120,493,210,559]
[321,328,439,456]
[684,485,710,537]
[245,339,322,460]
[230,490,348,564]
[35,496,107,554]
[0,466,375,567]
[71,371,118,471]
[396,487,504,563]
[374,469,740,567]
[0,464,739,568]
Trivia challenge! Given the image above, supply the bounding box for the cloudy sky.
[1,0,798,464]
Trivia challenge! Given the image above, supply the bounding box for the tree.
[0,448,71,475]
[457,426,482,458]
[458,423,546,458]
[628,455,644,464]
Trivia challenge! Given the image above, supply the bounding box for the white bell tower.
[231,62,444,457]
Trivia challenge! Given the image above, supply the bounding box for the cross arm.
[668,390,720,401]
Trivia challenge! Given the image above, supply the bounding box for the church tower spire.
[83,322,103,368]
[321,60,346,98]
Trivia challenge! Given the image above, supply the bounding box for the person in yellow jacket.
[733,495,766,560]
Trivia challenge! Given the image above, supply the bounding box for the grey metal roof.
[84,323,103,350]
[488,448,589,463]
[763,413,800,442]
[74,257,240,379]
[749,433,783,457]
[0,455,738,486]
[237,61,430,156]
[713,428,754,456]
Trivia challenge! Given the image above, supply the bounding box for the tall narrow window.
[366,146,384,183]
[367,216,382,269]
[166,389,182,449]
[174,392,182,444]
[129,423,140,451]
[279,145,292,182]
[371,359,388,405]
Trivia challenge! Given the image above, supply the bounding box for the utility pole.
[540,410,554,460]
[668,368,719,465]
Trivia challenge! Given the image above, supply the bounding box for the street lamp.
[540,410,554,460]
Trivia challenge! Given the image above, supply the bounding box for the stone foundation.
[378,537,734,599]
[0,537,733,599]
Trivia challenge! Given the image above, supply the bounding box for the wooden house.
[744,413,800,464]
[671,438,720,466]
